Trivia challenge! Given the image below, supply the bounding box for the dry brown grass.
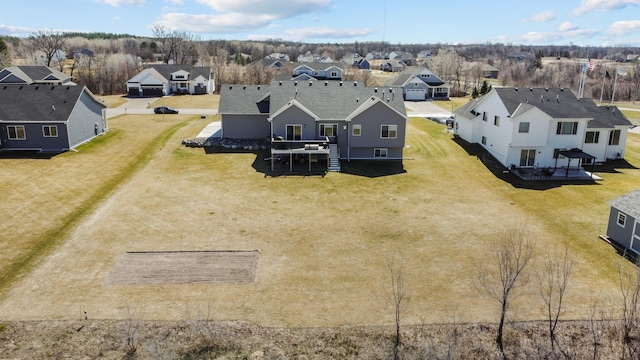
[152,93,219,109]
[0,114,638,329]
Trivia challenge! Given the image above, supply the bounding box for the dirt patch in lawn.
[105,250,259,285]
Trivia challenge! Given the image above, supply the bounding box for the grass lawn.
[151,93,219,109]
[0,114,639,328]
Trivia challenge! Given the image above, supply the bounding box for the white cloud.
[522,10,556,23]
[521,31,563,43]
[608,20,640,35]
[0,23,34,35]
[559,21,578,31]
[96,0,145,6]
[195,0,331,18]
[283,27,374,40]
[572,0,640,15]
[155,12,274,33]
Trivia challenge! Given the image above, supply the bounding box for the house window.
[482,112,487,121]
[481,136,487,145]
[556,121,578,135]
[319,123,338,137]
[352,124,361,136]
[43,125,58,137]
[494,116,500,126]
[374,148,388,158]
[609,129,621,145]
[518,122,530,133]
[285,124,302,140]
[618,212,627,227]
[330,71,338,77]
[7,125,26,140]
[520,149,536,167]
[381,125,397,139]
[585,131,599,144]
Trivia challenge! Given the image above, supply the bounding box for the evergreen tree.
[472,86,479,99]
[480,80,489,95]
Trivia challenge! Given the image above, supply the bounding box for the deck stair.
[328,144,341,172]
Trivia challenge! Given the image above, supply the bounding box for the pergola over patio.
[557,148,596,178]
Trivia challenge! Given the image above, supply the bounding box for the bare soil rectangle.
[105,250,259,285]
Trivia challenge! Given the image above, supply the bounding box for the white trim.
[632,220,640,254]
[7,125,26,140]
[380,124,397,139]
[285,124,302,140]
[374,148,388,158]
[42,125,58,137]
[618,211,627,227]
[352,124,361,136]
[319,123,338,137]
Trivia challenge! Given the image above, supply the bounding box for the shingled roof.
[219,80,406,120]
[144,64,211,80]
[581,98,633,129]
[494,87,592,119]
[218,84,271,115]
[268,80,406,120]
[0,85,100,122]
[0,66,71,84]
[609,190,640,219]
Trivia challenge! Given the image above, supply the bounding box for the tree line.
[1,30,638,102]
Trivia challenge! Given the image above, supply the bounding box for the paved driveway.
[104,96,217,118]
[404,101,453,117]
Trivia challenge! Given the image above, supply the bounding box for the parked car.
[154,106,179,114]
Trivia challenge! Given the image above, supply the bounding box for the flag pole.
[599,67,607,104]
[611,67,618,105]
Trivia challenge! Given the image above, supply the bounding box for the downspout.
[347,121,351,162]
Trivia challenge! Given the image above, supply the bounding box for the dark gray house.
[0,85,107,152]
[0,66,73,85]
[219,80,407,171]
[606,190,640,254]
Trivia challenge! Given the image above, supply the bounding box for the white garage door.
[406,89,426,101]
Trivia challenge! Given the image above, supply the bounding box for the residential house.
[0,66,73,85]
[385,66,450,100]
[395,53,416,66]
[453,87,632,178]
[291,63,343,80]
[606,190,640,254]
[248,58,286,70]
[0,85,107,152]
[342,53,370,70]
[219,80,407,171]
[265,53,290,62]
[380,60,406,73]
[365,52,384,60]
[417,50,432,59]
[126,64,214,96]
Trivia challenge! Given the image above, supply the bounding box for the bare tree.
[539,246,573,351]
[617,261,640,359]
[0,37,10,68]
[589,296,610,360]
[28,29,67,67]
[478,226,534,358]
[388,256,407,360]
[152,24,198,65]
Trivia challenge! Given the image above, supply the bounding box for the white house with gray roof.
[453,87,632,177]
[126,64,214,96]
[219,80,407,172]
[606,190,640,254]
[385,67,450,101]
[0,85,107,152]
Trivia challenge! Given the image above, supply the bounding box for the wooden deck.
[105,251,259,285]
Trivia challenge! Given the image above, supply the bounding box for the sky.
[1,0,640,46]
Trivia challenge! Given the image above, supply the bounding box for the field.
[0,111,639,333]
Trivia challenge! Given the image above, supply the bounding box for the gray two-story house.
[0,85,107,152]
[219,80,407,172]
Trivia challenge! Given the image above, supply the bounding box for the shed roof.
[609,190,640,220]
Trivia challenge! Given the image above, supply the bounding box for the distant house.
[365,52,384,60]
[453,87,632,179]
[342,53,370,70]
[385,66,450,100]
[265,53,290,62]
[219,80,407,171]
[380,60,406,72]
[0,85,107,152]
[126,64,214,96]
[248,58,285,69]
[0,66,73,85]
[417,50,432,59]
[606,190,640,254]
[507,53,532,62]
[290,63,343,80]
